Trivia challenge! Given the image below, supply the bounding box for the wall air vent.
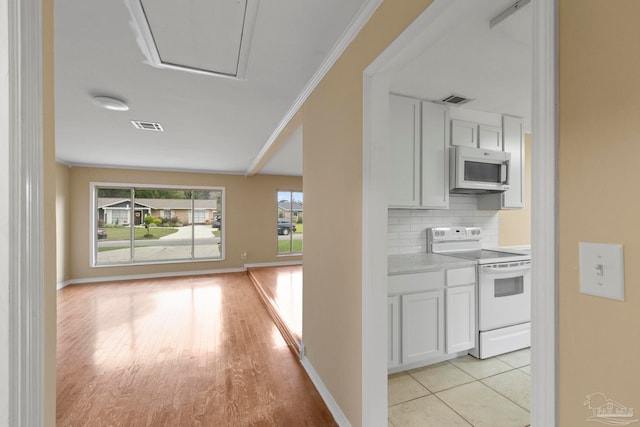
[131,121,164,131]
[439,95,472,106]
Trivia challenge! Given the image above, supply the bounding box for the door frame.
[6,0,46,424]
[361,0,558,425]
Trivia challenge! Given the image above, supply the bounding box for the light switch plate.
[579,242,624,301]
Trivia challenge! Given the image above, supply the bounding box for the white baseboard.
[57,261,304,290]
[300,355,351,427]
[244,260,303,268]
[56,280,73,290]
[59,267,246,288]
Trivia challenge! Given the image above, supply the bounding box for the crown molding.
[245,0,383,176]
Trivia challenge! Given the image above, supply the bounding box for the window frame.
[277,189,303,256]
[90,182,225,267]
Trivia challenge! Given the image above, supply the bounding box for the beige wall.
[67,167,302,281]
[297,1,433,424]
[499,134,531,246]
[558,0,640,424]
[43,0,57,423]
[56,163,71,285]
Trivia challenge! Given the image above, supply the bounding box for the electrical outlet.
[240,252,247,260]
[579,242,624,301]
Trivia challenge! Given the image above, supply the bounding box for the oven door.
[478,262,531,331]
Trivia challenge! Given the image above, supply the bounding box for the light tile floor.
[388,348,531,427]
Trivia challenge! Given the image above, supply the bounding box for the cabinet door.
[502,115,525,208]
[478,124,503,150]
[388,95,421,207]
[450,119,477,147]
[446,284,476,353]
[388,296,401,369]
[421,101,449,209]
[401,290,444,364]
[477,115,525,210]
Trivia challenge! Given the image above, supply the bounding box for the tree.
[143,215,155,237]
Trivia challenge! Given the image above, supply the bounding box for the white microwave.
[449,146,510,194]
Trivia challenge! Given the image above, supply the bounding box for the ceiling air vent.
[439,95,472,106]
[131,121,164,131]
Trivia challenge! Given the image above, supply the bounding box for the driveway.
[160,224,214,240]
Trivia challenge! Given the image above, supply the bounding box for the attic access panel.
[129,0,258,78]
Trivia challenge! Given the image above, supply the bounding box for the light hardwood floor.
[56,272,335,426]
[248,266,302,357]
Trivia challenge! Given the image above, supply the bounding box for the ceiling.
[54,0,370,176]
[54,0,532,177]
[389,0,533,131]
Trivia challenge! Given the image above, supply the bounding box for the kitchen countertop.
[388,253,477,275]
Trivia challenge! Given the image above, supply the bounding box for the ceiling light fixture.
[92,96,129,111]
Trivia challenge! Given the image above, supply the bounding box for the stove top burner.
[427,226,530,264]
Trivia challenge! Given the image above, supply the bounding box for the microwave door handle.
[481,265,530,275]
[501,162,509,184]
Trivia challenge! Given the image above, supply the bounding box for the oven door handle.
[480,265,530,275]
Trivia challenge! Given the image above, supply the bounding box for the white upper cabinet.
[421,101,449,209]
[502,116,525,208]
[478,124,503,150]
[388,95,421,207]
[388,96,449,209]
[478,115,525,209]
[450,119,477,147]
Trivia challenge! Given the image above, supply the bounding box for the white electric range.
[427,226,531,359]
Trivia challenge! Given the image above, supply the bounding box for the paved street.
[97,225,220,263]
[96,225,303,263]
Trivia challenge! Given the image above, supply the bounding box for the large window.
[92,183,224,266]
[277,190,303,255]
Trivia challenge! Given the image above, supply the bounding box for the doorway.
[361,0,557,425]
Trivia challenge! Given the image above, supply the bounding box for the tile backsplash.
[388,195,499,254]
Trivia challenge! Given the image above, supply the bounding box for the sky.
[277,190,303,204]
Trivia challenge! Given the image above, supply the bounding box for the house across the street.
[97,197,218,226]
[278,200,303,222]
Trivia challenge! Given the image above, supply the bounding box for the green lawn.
[101,226,178,240]
[278,238,303,253]
[98,246,129,253]
[294,223,303,233]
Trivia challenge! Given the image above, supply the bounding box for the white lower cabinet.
[387,295,401,369]
[388,267,477,371]
[446,284,476,353]
[401,290,445,365]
